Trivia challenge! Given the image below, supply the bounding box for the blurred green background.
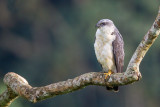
[0,0,160,107]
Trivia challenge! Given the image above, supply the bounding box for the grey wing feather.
[112,28,125,73]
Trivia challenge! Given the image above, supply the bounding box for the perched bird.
[94,19,124,92]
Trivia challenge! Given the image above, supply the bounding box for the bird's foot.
[104,70,113,79]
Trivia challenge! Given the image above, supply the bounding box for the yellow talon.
[104,70,112,79]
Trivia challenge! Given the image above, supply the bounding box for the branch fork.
[1,6,160,107]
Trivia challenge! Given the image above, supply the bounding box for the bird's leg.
[104,70,113,79]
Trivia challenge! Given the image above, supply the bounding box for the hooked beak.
[95,23,100,28]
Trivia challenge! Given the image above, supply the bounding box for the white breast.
[94,27,116,72]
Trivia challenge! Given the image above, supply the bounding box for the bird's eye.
[101,23,105,26]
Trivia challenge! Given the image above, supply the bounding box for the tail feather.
[106,86,119,92]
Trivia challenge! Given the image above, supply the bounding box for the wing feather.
[112,28,124,73]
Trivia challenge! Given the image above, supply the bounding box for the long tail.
[106,86,119,92]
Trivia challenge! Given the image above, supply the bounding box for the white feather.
[94,25,116,72]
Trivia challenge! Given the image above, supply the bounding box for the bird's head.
[96,19,114,28]
[95,19,116,41]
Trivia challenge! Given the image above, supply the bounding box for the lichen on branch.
[0,6,160,107]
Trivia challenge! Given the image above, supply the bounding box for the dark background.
[0,0,160,107]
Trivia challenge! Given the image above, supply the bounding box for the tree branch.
[0,7,160,107]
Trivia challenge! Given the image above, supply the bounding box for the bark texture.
[0,7,160,107]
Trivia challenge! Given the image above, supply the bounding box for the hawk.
[94,19,124,92]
